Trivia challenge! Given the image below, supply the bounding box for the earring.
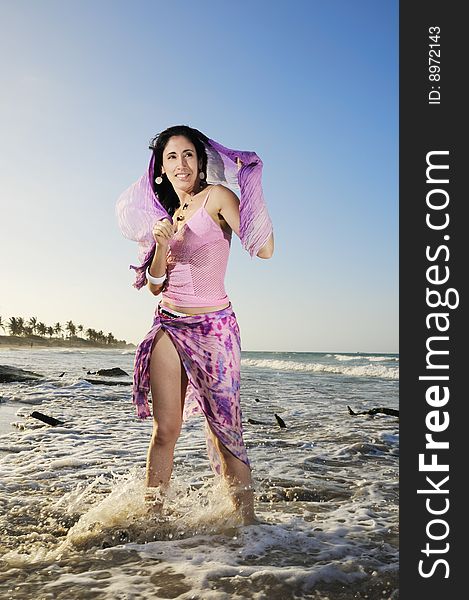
[199,172,205,180]
[155,176,163,185]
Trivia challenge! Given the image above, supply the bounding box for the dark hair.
[149,125,209,216]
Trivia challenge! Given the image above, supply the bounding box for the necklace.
[175,188,202,223]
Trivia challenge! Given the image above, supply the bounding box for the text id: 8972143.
[428,26,441,105]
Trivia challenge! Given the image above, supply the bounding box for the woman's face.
[161,135,201,194]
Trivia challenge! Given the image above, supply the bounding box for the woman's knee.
[151,419,181,446]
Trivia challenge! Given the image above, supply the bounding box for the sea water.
[0,348,399,599]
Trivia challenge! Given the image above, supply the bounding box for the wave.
[327,354,399,363]
[326,354,358,361]
[241,358,398,380]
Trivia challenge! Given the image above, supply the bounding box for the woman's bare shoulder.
[204,184,240,234]
[210,184,239,208]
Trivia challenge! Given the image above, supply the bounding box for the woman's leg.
[145,329,188,500]
[211,433,256,524]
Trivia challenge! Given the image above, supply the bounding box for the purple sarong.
[133,303,250,476]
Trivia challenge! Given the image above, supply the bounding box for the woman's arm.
[256,231,274,259]
[214,185,274,259]
[147,218,173,295]
[147,242,168,295]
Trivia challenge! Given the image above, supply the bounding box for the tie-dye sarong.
[132,302,250,476]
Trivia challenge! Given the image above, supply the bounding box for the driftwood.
[247,418,270,426]
[274,413,287,428]
[247,414,287,428]
[347,405,399,417]
[84,378,132,386]
[30,411,64,426]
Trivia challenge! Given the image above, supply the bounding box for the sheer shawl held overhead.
[116,136,273,289]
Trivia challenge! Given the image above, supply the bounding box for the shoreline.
[0,335,136,350]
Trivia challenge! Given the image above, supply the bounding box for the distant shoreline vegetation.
[0,315,134,349]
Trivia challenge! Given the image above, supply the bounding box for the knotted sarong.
[132,303,250,476]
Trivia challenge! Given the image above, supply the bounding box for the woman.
[116,125,274,524]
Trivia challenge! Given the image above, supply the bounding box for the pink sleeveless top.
[162,187,232,307]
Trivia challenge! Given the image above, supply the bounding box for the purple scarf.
[116,135,273,289]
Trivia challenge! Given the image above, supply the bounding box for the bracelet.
[147,269,167,285]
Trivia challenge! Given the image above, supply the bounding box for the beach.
[0,347,399,599]
[0,335,135,350]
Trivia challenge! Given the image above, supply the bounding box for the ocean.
[0,347,399,599]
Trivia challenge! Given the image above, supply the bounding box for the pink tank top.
[162,187,232,307]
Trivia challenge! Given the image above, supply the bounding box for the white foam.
[242,358,399,379]
[331,354,363,361]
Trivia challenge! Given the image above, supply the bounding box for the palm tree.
[106,332,116,345]
[65,320,76,339]
[47,326,54,338]
[77,324,84,338]
[54,323,63,338]
[8,317,22,336]
[86,328,96,342]
[28,317,38,335]
[17,317,25,336]
[8,317,19,336]
[37,322,47,336]
[8,317,25,336]
[0,316,5,333]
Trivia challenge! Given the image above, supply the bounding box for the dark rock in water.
[31,411,64,426]
[58,372,65,377]
[254,398,260,402]
[348,405,399,418]
[274,413,287,428]
[84,378,132,386]
[0,365,42,383]
[96,367,129,377]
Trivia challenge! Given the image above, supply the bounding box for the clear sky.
[0,0,398,352]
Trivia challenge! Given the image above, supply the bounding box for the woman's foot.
[240,510,261,525]
[144,487,164,516]
[243,513,270,526]
[230,483,258,525]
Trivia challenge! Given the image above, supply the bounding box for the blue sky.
[0,0,398,352]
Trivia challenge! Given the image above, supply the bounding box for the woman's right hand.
[152,219,174,246]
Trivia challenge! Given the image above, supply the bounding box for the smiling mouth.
[175,173,190,180]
